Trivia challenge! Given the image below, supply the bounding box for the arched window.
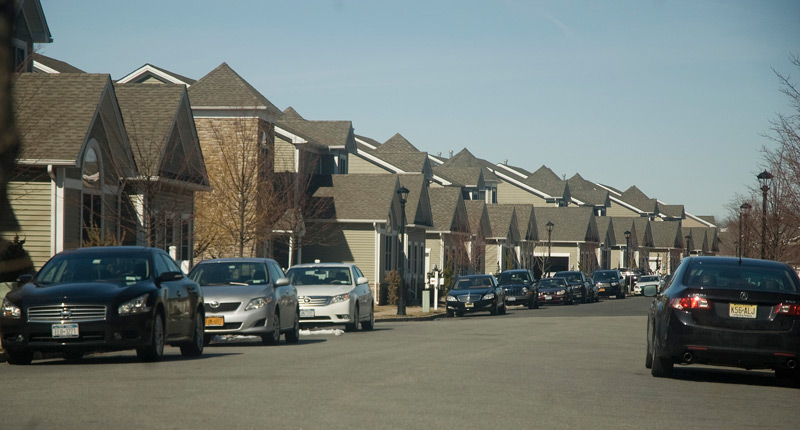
[81,145,103,245]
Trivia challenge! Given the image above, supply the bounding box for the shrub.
[0,235,34,283]
[384,270,402,305]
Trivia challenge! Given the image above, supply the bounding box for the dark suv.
[554,271,595,303]
[497,269,538,309]
[592,269,626,299]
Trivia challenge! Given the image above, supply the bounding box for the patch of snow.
[300,329,344,336]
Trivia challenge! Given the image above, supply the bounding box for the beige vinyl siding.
[302,224,377,285]
[4,181,52,269]
[497,182,549,206]
[606,201,639,217]
[274,137,296,172]
[425,233,442,273]
[682,217,710,228]
[348,155,389,174]
[485,242,499,275]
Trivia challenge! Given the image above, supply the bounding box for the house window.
[81,147,102,245]
[180,218,191,261]
[384,235,393,271]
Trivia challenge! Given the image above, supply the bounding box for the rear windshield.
[555,272,582,282]
[287,267,352,286]
[453,277,494,289]
[639,276,659,283]
[539,278,566,288]
[498,271,531,285]
[684,263,799,293]
[593,271,619,281]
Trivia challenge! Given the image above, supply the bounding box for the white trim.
[428,154,445,165]
[595,183,622,197]
[50,166,64,255]
[355,136,377,150]
[275,125,309,145]
[493,163,528,179]
[117,64,190,85]
[431,175,451,186]
[191,107,275,122]
[17,159,75,166]
[355,148,404,173]
[33,60,59,74]
[374,224,380,305]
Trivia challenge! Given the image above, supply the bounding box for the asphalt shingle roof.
[659,204,685,219]
[438,148,499,182]
[464,200,491,238]
[377,133,419,153]
[513,204,537,241]
[567,173,609,207]
[188,63,281,116]
[428,187,466,233]
[397,174,431,226]
[526,165,565,198]
[32,53,85,73]
[115,83,184,164]
[278,107,354,149]
[649,221,683,248]
[535,207,598,242]
[619,186,658,214]
[14,73,112,162]
[313,174,398,221]
[485,204,519,241]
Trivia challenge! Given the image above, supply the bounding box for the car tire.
[650,339,673,378]
[490,301,499,316]
[262,312,281,345]
[446,308,454,317]
[645,339,653,369]
[361,304,375,331]
[775,369,800,387]
[499,302,507,315]
[137,312,165,362]
[285,309,301,344]
[62,350,84,362]
[527,299,535,309]
[345,306,360,332]
[6,349,33,365]
[456,310,465,317]
[203,334,214,346]
[180,310,205,357]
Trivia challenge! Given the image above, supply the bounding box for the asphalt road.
[0,296,796,429]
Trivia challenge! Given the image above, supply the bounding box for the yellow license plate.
[205,316,224,327]
[465,302,474,308]
[729,303,757,319]
[599,288,606,292]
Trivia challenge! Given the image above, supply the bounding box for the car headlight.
[446,295,458,302]
[611,282,619,286]
[556,290,565,296]
[483,293,495,301]
[331,292,351,304]
[2,298,21,319]
[118,293,151,315]
[245,297,273,311]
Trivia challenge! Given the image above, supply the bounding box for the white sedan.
[634,275,661,295]
[286,262,374,332]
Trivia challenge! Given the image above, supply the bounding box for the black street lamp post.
[757,170,772,260]
[685,235,691,258]
[396,186,409,316]
[624,230,631,269]
[738,202,752,259]
[546,221,554,276]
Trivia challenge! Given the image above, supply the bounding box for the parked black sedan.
[592,269,626,299]
[497,269,538,309]
[645,256,800,385]
[445,275,506,317]
[537,277,574,305]
[554,270,596,303]
[1,247,205,365]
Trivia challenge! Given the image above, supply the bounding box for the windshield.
[189,262,269,286]
[453,276,494,290]
[538,279,566,288]
[498,271,531,285]
[639,276,659,283]
[593,271,618,281]
[287,267,352,286]
[36,253,150,285]
[683,263,799,293]
[555,272,582,283]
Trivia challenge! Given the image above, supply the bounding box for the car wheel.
[490,301,499,316]
[62,350,84,362]
[645,337,653,369]
[345,306,360,332]
[775,368,800,387]
[137,312,165,362]
[527,299,535,309]
[180,310,205,357]
[446,308,454,317]
[6,349,33,365]
[261,312,281,345]
[285,309,301,344]
[650,339,673,378]
[361,304,375,331]
[499,302,507,315]
[203,334,214,346]
[456,310,465,317]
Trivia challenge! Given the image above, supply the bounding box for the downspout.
[48,165,57,255]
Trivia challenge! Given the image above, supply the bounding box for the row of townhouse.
[2,1,720,304]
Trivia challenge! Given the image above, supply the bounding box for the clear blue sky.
[39,0,800,221]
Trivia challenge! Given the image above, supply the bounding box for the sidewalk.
[374,304,446,321]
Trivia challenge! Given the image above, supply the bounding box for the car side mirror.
[642,285,659,297]
[356,276,369,285]
[16,273,33,285]
[275,277,290,287]
[156,271,183,286]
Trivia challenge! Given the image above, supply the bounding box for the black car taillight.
[669,296,710,310]
[775,303,800,316]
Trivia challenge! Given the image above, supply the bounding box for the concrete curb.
[376,313,446,322]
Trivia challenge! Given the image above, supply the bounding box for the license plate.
[599,288,606,292]
[52,323,79,338]
[507,297,516,302]
[729,303,757,319]
[545,295,552,300]
[300,309,315,318]
[205,316,224,327]
[465,302,474,308]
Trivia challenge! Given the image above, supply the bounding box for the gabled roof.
[377,133,419,153]
[116,63,196,85]
[594,217,617,247]
[619,186,659,214]
[277,107,355,151]
[610,217,653,248]
[485,205,520,242]
[114,83,209,187]
[32,53,84,73]
[535,207,599,243]
[659,204,685,219]
[649,220,684,249]
[432,166,485,188]
[463,201,491,240]
[188,63,281,116]
[513,204,538,241]
[312,174,399,222]
[14,0,52,44]
[566,173,610,207]
[397,174,433,227]
[526,165,565,198]
[13,73,132,170]
[428,187,469,234]
[438,148,499,183]
[354,134,382,150]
